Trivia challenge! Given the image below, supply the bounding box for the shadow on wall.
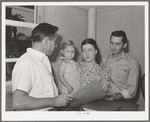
[74,46,80,62]
[49,35,62,62]
[96,46,101,65]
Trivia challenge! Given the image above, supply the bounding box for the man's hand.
[102,93,125,101]
[102,95,114,101]
[113,93,124,100]
[54,94,74,107]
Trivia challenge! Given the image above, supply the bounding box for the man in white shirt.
[12,23,73,111]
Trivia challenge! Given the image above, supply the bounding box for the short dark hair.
[81,38,100,64]
[31,23,58,42]
[110,30,127,44]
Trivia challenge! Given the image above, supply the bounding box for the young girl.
[58,40,80,94]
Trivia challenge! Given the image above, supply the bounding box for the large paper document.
[70,79,107,109]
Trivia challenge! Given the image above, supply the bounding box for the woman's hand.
[67,86,74,94]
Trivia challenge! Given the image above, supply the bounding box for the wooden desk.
[81,100,139,111]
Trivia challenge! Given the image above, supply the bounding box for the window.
[4,5,37,111]
[5,6,37,82]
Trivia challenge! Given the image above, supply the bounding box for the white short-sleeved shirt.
[12,48,58,110]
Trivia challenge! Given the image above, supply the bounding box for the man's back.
[12,48,58,98]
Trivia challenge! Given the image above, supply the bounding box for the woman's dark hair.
[81,38,100,64]
[31,23,58,42]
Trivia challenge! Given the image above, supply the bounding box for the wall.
[38,6,88,85]
[96,6,145,76]
[45,6,88,60]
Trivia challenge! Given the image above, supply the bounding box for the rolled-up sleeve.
[120,58,139,99]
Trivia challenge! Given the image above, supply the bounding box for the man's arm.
[120,58,139,99]
[13,90,73,111]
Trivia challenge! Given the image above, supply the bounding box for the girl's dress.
[79,61,110,92]
[59,57,80,94]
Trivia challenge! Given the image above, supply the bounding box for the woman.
[79,38,110,91]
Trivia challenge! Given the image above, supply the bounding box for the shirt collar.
[107,51,128,61]
[121,51,128,59]
[27,48,47,62]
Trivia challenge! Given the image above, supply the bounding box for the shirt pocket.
[120,66,129,82]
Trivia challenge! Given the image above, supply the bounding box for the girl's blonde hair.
[60,40,76,56]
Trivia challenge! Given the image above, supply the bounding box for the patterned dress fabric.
[79,61,110,92]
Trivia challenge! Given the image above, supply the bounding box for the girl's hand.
[60,57,69,64]
[67,86,74,94]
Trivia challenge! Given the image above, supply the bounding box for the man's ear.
[123,43,127,48]
[61,50,64,55]
[95,50,97,54]
[43,37,49,46]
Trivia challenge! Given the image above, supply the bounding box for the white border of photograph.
[2,1,149,121]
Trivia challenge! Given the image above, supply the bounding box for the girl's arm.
[58,61,74,94]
